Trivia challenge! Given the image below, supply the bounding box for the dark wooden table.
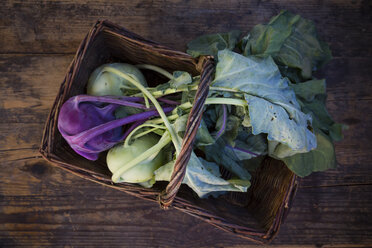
[1,1,371,247]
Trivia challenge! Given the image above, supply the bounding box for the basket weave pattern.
[40,20,298,244]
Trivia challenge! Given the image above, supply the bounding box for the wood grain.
[0,159,371,247]
[0,0,371,58]
[0,0,372,246]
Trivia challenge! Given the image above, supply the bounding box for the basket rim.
[40,152,297,244]
[39,19,298,244]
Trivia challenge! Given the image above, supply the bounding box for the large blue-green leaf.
[281,131,337,177]
[154,152,250,198]
[212,49,316,154]
[290,79,326,102]
[241,11,331,82]
[290,79,345,142]
[187,30,241,58]
[299,95,345,142]
[169,71,192,89]
[204,138,252,180]
[233,127,268,160]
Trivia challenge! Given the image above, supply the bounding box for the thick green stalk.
[147,114,179,125]
[124,123,166,147]
[133,88,181,97]
[147,98,245,125]
[132,85,240,98]
[145,102,192,124]
[143,95,150,109]
[205,97,247,107]
[134,127,164,140]
[135,64,174,80]
[209,86,240,93]
[104,67,182,154]
[171,102,193,115]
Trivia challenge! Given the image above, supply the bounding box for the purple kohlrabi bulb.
[57,95,174,161]
[58,96,123,160]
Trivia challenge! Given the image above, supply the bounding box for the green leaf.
[204,138,252,180]
[233,127,268,160]
[203,126,266,179]
[195,120,215,146]
[155,82,171,92]
[154,152,250,198]
[268,140,308,158]
[169,71,192,89]
[290,79,326,102]
[153,161,174,181]
[202,104,242,145]
[213,105,228,137]
[227,179,251,187]
[329,123,346,142]
[173,114,215,146]
[298,95,345,142]
[213,50,316,154]
[203,105,220,130]
[173,114,189,136]
[288,78,345,142]
[187,30,242,58]
[241,10,331,82]
[281,131,337,177]
[221,115,241,146]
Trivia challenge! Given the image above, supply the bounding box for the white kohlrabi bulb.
[107,133,164,183]
[87,63,147,96]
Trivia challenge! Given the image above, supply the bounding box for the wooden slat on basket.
[39,19,297,244]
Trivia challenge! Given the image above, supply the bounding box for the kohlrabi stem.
[216,104,227,139]
[146,98,243,125]
[143,88,181,97]
[147,114,179,125]
[133,127,163,140]
[74,95,148,109]
[70,107,174,146]
[171,102,192,115]
[205,98,247,107]
[124,123,166,147]
[122,121,145,142]
[147,102,192,124]
[132,85,240,98]
[143,95,150,109]
[112,131,172,182]
[209,86,240,93]
[157,97,180,105]
[104,67,182,154]
[135,64,174,80]
[227,145,259,157]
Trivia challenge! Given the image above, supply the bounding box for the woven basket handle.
[159,56,215,209]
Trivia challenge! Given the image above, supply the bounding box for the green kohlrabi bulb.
[87,63,147,96]
[107,133,165,183]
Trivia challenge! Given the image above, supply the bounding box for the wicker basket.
[39,20,298,244]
